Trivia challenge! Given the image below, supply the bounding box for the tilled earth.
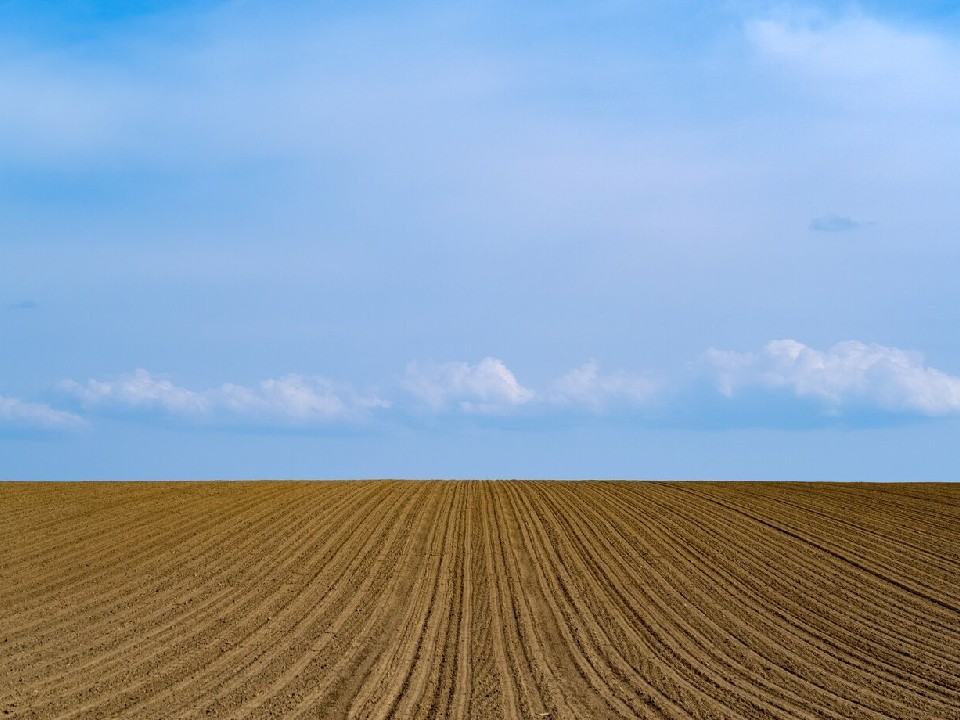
[2,480,959,719]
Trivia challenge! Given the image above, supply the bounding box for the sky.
[2,0,960,480]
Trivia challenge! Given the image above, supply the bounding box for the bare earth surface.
[2,481,959,719]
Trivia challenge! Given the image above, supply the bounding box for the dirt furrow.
[630,484,960,688]
[674,483,960,621]
[697,484,960,597]
[351,482,461,719]
[660,485,960,709]
[0,483,293,679]
[0,482,286,631]
[18,483,373,719]
[545,482,864,719]
[590,482,959,717]
[3,480,958,720]
[171,481,421,719]
[505,482,687,719]
[482,481,571,718]
[654,483,960,653]
[266,482,454,719]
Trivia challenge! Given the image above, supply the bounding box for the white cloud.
[212,375,389,423]
[0,395,87,431]
[402,357,534,413]
[707,339,960,416]
[61,369,387,425]
[548,361,657,412]
[62,369,208,415]
[746,12,960,108]
[402,357,659,416]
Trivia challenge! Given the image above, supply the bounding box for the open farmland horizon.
[2,480,959,719]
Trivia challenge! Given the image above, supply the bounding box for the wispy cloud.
[548,361,657,412]
[0,394,86,431]
[746,11,960,108]
[62,369,207,414]
[5,300,40,310]
[809,213,873,232]
[61,369,388,426]
[706,339,960,417]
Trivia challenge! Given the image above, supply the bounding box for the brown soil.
[2,480,958,719]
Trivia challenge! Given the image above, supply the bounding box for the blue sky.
[2,0,960,480]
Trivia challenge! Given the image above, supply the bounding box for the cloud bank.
[61,369,388,426]
[16,341,960,435]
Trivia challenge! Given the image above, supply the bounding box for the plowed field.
[2,481,959,719]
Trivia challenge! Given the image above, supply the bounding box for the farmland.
[2,480,959,719]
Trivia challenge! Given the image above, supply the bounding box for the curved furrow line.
[0,483,168,543]
[124,481,415,720]
[42,481,368,719]
[0,495,144,559]
[589,483,960,717]
[350,482,462,720]
[517,481,707,719]
[2,488,290,663]
[537,482,844,718]
[629,484,960,687]
[188,481,433,719]
[1,482,302,667]
[654,483,960,648]
[401,482,469,720]
[478,481,560,719]
[740,485,960,569]
[746,482,960,548]
[0,495,207,605]
[340,482,455,717]
[764,483,960,537]
[0,482,286,620]
[874,483,960,514]
[672,483,960,620]
[598,481,955,716]
[13,482,361,714]
[5,481,958,720]
[660,500,960,708]
[19,483,371,701]
[500,481,618,719]
[610,484,960,700]
[704,482,960,557]
[537,483,864,720]
[248,482,451,720]
[0,482,291,659]
[499,482,665,720]
[19,483,346,712]
[449,482,473,720]
[520,481,708,719]
[461,481,522,719]
[0,483,250,581]
[704,486,960,594]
